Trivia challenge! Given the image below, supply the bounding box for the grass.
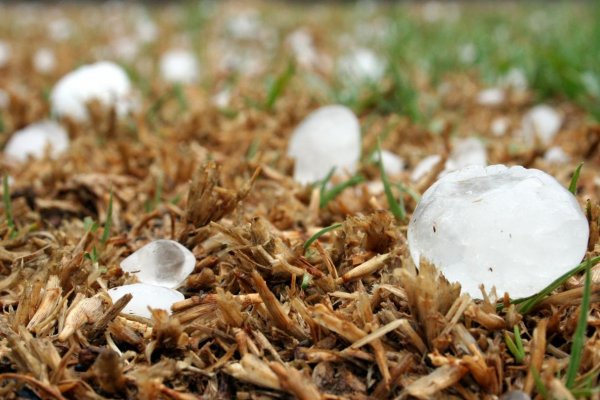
[376,140,406,220]
[565,259,592,389]
[504,325,526,364]
[304,223,342,253]
[101,191,113,246]
[514,256,600,314]
[531,367,549,399]
[319,174,365,209]
[2,175,15,235]
[265,61,296,111]
[568,162,583,194]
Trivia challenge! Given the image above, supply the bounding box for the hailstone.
[338,48,385,82]
[372,150,405,175]
[4,120,69,162]
[408,164,589,298]
[108,283,184,319]
[159,49,199,84]
[50,61,133,122]
[120,240,196,289]
[287,105,361,184]
[521,105,563,146]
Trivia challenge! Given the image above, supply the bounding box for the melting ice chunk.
[372,150,405,175]
[544,146,570,165]
[50,61,134,122]
[477,88,505,106]
[337,48,385,83]
[160,49,200,84]
[4,120,69,162]
[411,154,442,183]
[120,240,195,289]
[408,164,589,298]
[445,137,487,172]
[287,105,361,184]
[521,105,563,146]
[108,283,184,319]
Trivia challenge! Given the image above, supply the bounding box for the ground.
[0,1,599,399]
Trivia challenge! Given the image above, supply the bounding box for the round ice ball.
[287,105,361,184]
[521,105,563,146]
[50,61,133,122]
[120,239,196,289]
[408,164,589,298]
[159,49,199,84]
[4,120,69,162]
[108,283,184,319]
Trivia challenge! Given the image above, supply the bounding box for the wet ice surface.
[108,283,184,319]
[4,120,69,162]
[287,105,361,184]
[50,61,134,122]
[120,239,195,289]
[408,164,589,298]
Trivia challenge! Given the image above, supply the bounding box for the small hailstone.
[500,67,528,91]
[120,239,195,289]
[212,88,231,109]
[477,88,505,106]
[33,48,56,74]
[48,18,73,41]
[490,117,509,137]
[226,10,261,40]
[544,146,570,165]
[338,49,385,83]
[160,49,199,84]
[108,283,184,319]
[372,150,405,175]
[444,137,487,172]
[4,120,69,162]
[288,105,361,184]
[411,154,442,183]
[50,61,133,122]
[458,43,476,65]
[408,164,589,298]
[0,41,11,67]
[286,29,319,69]
[521,104,563,146]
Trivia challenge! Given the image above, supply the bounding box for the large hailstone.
[159,49,200,84]
[108,283,184,319]
[408,164,589,298]
[521,105,563,146]
[287,105,361,184]
[4,120,69,162]
[120,240,195,289]
[50,61,133,122]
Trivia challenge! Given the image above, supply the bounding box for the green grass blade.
[101,191,113,246]
[377,139,406,220]
[3,175,14,231]
[513,325,526,361]
[304,223,342,252]
[504,332,522,363]
[320,175,365,208]
[566,258,592,389]
[265,61,295,110]
[568,162,584,194]
[517,256,600,314]
[317,167,336,192]
[531,367,549,399]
